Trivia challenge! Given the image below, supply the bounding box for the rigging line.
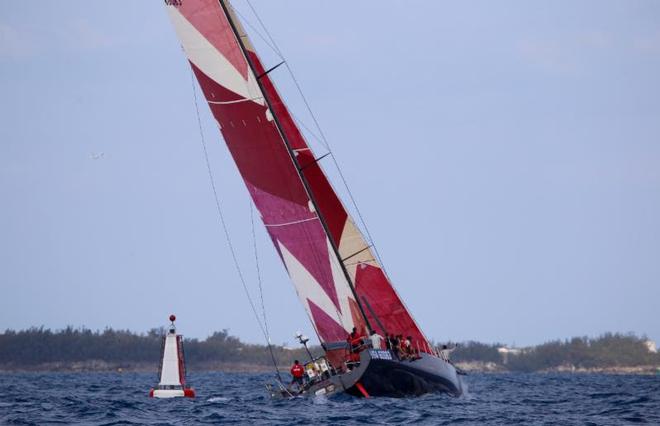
[245,0,284,57]
[290,112,325,148]
[227,2,283,60]
[282,62,392,271]
[229,4,348,327]
[242,1,390,273]
[250,202,269,339]
[329,152,389,274]
[224,3,339,325]
[232,2,370,329]
[283,61,332,150]
[250,201,286,382]
[189,70,283,383]
[291,117,388,272]
[242,4,330,153]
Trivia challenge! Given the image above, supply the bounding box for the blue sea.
[1,372,659,425]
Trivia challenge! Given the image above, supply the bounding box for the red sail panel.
[165,0,366,344]
[166,0,430,352]
[249,56,348,245]
[249,52,431,350]
[354,265,428,347]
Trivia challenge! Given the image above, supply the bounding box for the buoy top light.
[169,314,176,323]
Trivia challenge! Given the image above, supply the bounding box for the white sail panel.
[164,0,368,344]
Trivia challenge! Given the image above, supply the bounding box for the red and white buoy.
[149,315,195,398]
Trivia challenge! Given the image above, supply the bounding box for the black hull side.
[302,349,463,399]
[346,350,462,398]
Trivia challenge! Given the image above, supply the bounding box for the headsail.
[164,0,431,352]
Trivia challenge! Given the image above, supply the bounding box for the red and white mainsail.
[165,0,431,351]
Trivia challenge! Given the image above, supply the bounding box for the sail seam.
[264,217,319,228]
[238,1,433,348]
[207,97,263,105]
[218,0,349,332]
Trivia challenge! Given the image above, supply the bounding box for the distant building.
[644,340,657,353]
[497,346,524,364]
[497,347,523,355]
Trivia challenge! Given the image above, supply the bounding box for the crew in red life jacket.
[347,327,357,350]
[348,327,367,352]
[290,360,305,387]
[346,327,369,366]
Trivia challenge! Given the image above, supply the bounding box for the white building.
[644,340,657,353]
[497,346,524,364]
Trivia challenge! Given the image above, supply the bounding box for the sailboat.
[149,315,195,398]
[163,0,464,397]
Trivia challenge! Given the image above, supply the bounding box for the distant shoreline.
[1,360,658,375]
[455,361,660,376]
[0,361,283,374]
[2,328,658,375]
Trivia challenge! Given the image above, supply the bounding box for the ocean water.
[1,372,659,425]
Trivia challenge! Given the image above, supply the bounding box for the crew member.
[369,330,384,350]
[400,335,411,360]
[392,335,401,359]
[348,327,365,353]
[440,344,457,362]
[290,360,305,388]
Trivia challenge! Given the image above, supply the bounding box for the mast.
[216,0,373,335]
[165,0,433,350]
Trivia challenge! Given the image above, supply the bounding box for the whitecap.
[312,395,329,405]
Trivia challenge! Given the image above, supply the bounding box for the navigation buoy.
[149,314,195,398]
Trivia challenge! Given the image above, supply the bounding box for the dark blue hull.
[297,350,463,398]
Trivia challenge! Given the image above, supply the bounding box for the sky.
[1,1,659,348]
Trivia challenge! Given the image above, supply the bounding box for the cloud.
[302,34,340,48]
[0,19,115,59]
[517,38,578,74]
[0,23,35,58]
[633,32,660,54]
[62,19,115,51]
[518,28,660,74]
[516,30,615,74]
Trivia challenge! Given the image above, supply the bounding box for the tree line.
[452,333,660,371]
[0,327,657,372]
[0,326,311,369]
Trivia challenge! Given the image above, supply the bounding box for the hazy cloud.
[63,19,114,51]
[0,19,114,58]
[518,38,578,73]
[301,34,340,48]
[517,28,660,74]
[517,30,620,74]
[633,32,660,54]
[0,23,35,58]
